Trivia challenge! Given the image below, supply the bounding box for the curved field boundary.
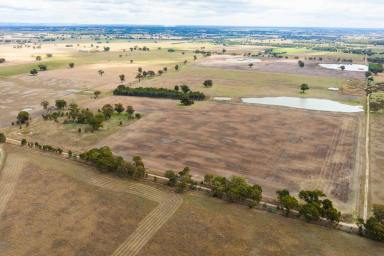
[0,153,25,217]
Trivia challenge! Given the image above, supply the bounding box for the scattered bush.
[0,133,5,143]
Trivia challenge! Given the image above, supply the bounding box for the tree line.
[113,85,206,103]
[80,146,146,179]
[203,174,340,224]
[358,204,384,242]
[20,138,64,154]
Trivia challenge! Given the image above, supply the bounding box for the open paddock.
[86,96,362,213]
[198,55,366,80]
[0,145,156,256]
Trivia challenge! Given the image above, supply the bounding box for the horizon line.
[0,23,383,30]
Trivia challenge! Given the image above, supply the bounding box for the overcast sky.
[0,0,383,28]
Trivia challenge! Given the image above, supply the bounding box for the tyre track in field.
[0,153,25,217]
[317,127,342,194]
[111,194,182,256]
[64,167,183,256]
[323,120,348,195]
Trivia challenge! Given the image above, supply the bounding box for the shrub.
[0,133,5,143]
[38,64,47,71]
[30,69,38,75]
[369,63,384,74]
[17,111,30,124]
[203,80,213,87]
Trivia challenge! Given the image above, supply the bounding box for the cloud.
[0,0,383,28]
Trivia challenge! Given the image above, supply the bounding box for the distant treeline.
[113,85,206,101]
[312,47,375,56]
[368,56,384,64]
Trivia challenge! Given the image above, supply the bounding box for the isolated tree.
[298,60,305,68]
[68,62,75,68]
[126,105,134,118]
[30,69,38,76]
[248,63,254,68]
[94,90,101,99]
[114,103,125,114]
[300,83,309,93]
[35,56,42,61]
[340,65,346,71]
[98,69,104,76]
[38,64,47,71]
[136,73,143,82]
[102,104,114,120]
[194,55,197,60]
[119,74,125,83]
[138,67,143,73]
[175,64,179,71]
[130,60,133,64]
[17,111,30,124]
[174,85,179,91]
[41,100,49,110]
[55,99,67,110]
[203,80,213,87]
